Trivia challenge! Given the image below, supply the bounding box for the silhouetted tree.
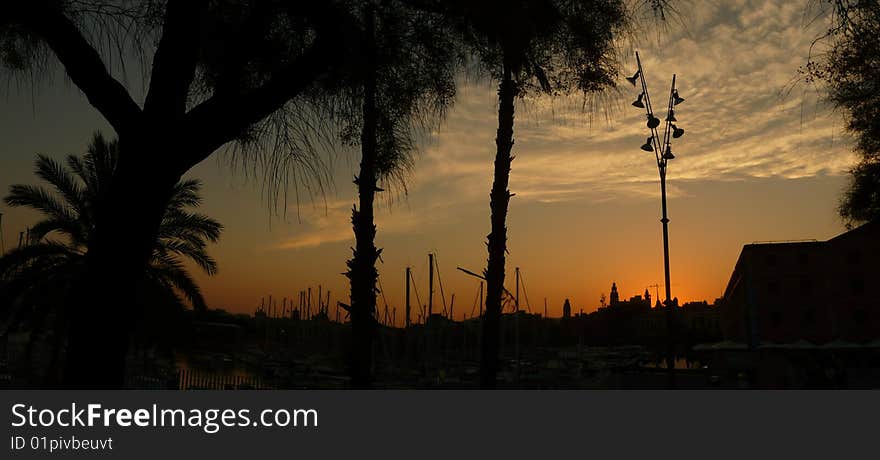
[0,133,221,383]
[336,3,459,388]
[437,0,634,388]
[1,0,356,387]
[805,1,880,226]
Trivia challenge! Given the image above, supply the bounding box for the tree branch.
[143,0,206,119]
[11,2,141,135]
[179,35,337,169]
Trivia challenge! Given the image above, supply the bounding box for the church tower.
[610,282,620,306]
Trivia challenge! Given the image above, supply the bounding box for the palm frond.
[0,242,79,281]
[34,154,86,217]
[28,217,88,248]
[153,239,218,276]
[81,132,119,201]
[65,154,97,230]
[5,184,78,227]
[147,259,208,311]
[159,209,223,243]
[168,179,203,208]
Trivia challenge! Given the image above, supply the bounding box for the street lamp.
[626,51,686,384]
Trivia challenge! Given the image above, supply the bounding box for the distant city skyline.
[0,0,852,321]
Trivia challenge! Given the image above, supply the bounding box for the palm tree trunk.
[481,60,517,389]
[63,145,178,388]
[347,9,379,389]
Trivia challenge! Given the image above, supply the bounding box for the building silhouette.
[604,282,652,312]
[720,221,880,345]
[609,282,619,306]
[571,282,720,347]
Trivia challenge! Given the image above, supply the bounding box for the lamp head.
[632,92,645,109]
[626,70,640,86]
[673,89,685,105]
[671,124,684,138]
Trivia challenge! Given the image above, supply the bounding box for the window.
[847,251,862,265]
[799,278,812,295]
[770,311,783,328]
[767,280,780,295]
[797,252,809,265]
[803,307,815,326]
[851,278,865,295]
[853,309,867,323]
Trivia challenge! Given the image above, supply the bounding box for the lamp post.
[626,51,686,385]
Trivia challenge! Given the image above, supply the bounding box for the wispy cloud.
[425,0,852,196]
[272,0,854,251]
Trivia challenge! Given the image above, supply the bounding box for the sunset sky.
[0,1,855,322]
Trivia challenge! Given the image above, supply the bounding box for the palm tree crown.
[0,132,222,314]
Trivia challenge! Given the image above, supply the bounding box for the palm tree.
[339,2,460,388]
[0,133,222,383]
[438,0,645,387]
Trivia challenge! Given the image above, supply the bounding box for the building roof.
[827,219,880,243]
[720,221,878,299]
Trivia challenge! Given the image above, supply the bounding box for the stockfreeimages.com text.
[11,403,318,434]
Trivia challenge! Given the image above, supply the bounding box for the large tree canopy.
[0,0,365,387]
[805,1,880,226]
[443,0,629,95]
[1,0,359,178]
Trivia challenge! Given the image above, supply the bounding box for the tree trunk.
[481,61,517,389]
[347,9,379,389]
[63,139,179,388]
